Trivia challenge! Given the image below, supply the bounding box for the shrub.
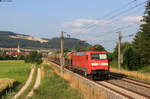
[24,51,43,65]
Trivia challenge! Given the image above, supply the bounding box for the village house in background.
[0,45,29,57]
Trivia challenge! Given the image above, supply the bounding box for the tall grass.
[0,78,16,92]
[110,68,150,82]
[46,62,106,99]
[32,64,81,99]
[140,65,150,74]
[110,60,150,82]
[61,72,106,99]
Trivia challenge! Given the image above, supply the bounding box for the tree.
[113,42,131,59]
[17,55,25,60]
[133,0,150,65]
[89,44,106,51]
[75,46,88,52]
[0,51,16,60]
[24,51,43,65]
[123,46,140,70]
[74,44,106,52]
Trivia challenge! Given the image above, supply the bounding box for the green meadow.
[0,60,31,88]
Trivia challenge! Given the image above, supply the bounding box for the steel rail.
[94,81,134,99]
[105,81,150,99]
[110,75,150,89]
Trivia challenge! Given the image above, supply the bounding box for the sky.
[0,0,146,51]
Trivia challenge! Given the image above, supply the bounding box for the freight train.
[48,51,110,79]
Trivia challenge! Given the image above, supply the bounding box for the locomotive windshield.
[91,54,107,60]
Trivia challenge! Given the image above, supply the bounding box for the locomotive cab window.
[91,54,107,60]
[99,54,107,59]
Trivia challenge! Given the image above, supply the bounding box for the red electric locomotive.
[69,51,110,79]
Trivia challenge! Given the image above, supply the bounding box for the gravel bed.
[107,79,150,97]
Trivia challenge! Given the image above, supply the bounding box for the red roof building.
[6,52,29,56]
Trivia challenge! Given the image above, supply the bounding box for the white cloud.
[122,16,143,23]
[64,19,112,28]
[65,21,83,27]
[64,19,114,34]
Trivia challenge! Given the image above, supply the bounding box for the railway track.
[110,74,150,89]
[49,60,150,99]
[98,73,150,99]
[105,74,150,99]
[96,80,150,99]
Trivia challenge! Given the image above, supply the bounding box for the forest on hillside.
[0,31,90,49]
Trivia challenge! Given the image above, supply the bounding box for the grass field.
[0,60,32,98]
[0,60,31,84]
[32,64,82,99]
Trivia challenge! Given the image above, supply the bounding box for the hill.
[0,31,90,49]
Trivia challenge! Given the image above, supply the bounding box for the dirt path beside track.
[27,68,41,98]
[13,66,35,99]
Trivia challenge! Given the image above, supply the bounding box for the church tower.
[17,45,21,53]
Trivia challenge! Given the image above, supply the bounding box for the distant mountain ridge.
[0,31,90,49]
[0,31,48,43]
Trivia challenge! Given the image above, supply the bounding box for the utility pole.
[61,31,64,74]
[117,31,122,71]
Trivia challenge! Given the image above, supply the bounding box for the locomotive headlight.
[91,63,99,66]
[91,63,108,66]
[101,63,108,65]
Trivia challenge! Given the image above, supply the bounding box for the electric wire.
[76,0,146,35]
[78,0,138,30]
[78,1,146,43]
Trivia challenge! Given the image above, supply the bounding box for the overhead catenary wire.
[84,23,138,42]
[66,0,137,38]
[85,5,144,34]
[98,34,135,43]
[75,0,146,36]
[105,1,146,21]
[92,22,140,42]
[78,3,146,44]
[79,24,139,45]
[63,0,146,48]
[78,0,138,30]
